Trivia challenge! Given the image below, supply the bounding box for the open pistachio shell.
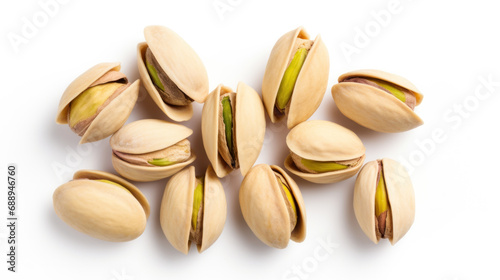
[262,26,329,129]
[110,119,196,182]
[239,164,306,249]
[201,82,266,178]
[53,170,150,242]
[160,165,227,254]
[332,69,424,133]
[56,62,139,143]
[137,26,209,122]
[285,120,366,184]
[353,158,415,245]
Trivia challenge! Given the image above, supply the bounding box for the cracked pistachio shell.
[201,82,266,178]
[53,170,150,242]
[239,164,306,249]
[353,158,415,245]
[262,26,330,129]
[331,69,424,133]
[110,119,195,182]
[285,120,365,184]
[137,26,209,122]
[56,62,139,143]
[160,165,226,254]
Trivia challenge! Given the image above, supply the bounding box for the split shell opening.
[56,62,139,144]
[110,119,196,182]
[353,158,415,245]
[284,120,366,184]
[201,82,266,178]
[160,165,227,254]
[137,25,209,122]
[239,164,306,249]
[262,26,330,129]
[331,69,424,133]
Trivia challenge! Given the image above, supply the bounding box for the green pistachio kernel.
[369,78,406,103]
[221,96,235,162]
[147,158,175,167]
[191,179,204,231]
[301,158,348,173]
[375,170,389,217]
[281,180,297,218]
[69,82,123,127]
[146,62,166,92]
[275,48,309,111]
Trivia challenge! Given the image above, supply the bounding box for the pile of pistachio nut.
[53,25,421,253]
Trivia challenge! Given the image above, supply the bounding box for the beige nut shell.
[56,62,140,144]
[160,165,227,254]
[56,62,139,143]
[332,69,424,133]
[353,158,415,245]
[53,170,150,242]
[137,25,209,122]
[262,27,330,129]
[110,119,196,182]
[239,164,306,249]
[285,120,366,184]
[201,82,266,178]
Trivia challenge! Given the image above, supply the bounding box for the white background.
[1,0,499,279]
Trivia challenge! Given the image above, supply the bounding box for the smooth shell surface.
[160,166,227,254]
[53,170,149,242]
[332,69,423,133]
[287,120,365,161]
[201,82,266,178]
[239,164,306,249]
[199,165,227,253]
[285,154,365,184]
[285,120,366,184]
[110,119,195,182]
[262,27,330,128]
[353,159,415,245]
[56,63,139,143]
[160,166,194,254]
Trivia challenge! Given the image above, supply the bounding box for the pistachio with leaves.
[56,62,139,143]
[160,165,227,254]
[110,119,195,182]
[331,69,424,133]
[137,25,209,121]
[353,158,415,245]
[262,26,329,129]
[239,164,306,249]
[285,120,366,184]
[53,170,150,242]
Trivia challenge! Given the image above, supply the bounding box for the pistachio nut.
[331,69,424,133]
[110,119,196,182]
[53,170,150,242]
[284,120,366,184]
[262,26,330,129]
[239,164,306,249]
[137,25,209,122]
[353,158,415,245]
[160,165,226,254]
[201,82,266,178]
[56,63,140,143]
